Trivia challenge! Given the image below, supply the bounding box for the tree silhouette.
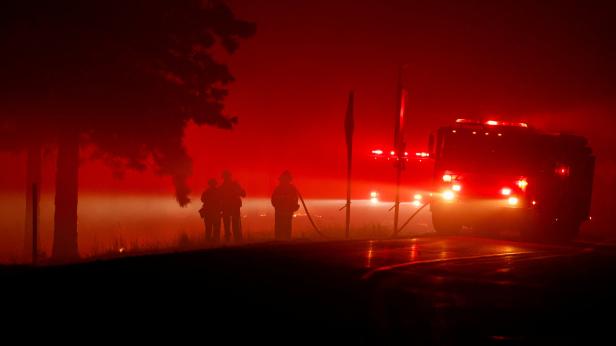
[0,113,45,261]
[0,0,255,260]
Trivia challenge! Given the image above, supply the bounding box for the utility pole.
[344,91,354,239]
[393,67,408,236]
[32,183,39,264]
[25,142,41,260]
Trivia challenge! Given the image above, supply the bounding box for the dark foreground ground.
[2,234,616,344]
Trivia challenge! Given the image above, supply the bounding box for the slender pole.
[345,160,352,239]
[344,91,355,239]
[25,142,41,261]
[392,66,407,236]
[393,161,402,235]
[393,202,429,238]
[32,183,38,264]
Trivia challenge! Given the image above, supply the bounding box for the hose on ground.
[391,202,430,238]
[297,191,330,239]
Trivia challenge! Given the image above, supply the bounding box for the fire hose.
[297,191,331,239]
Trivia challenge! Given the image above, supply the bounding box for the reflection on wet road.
[3,235,615,344]
[255,234,595,278]
[358,235,593,278]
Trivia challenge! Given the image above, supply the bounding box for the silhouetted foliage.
[0,0,255,205]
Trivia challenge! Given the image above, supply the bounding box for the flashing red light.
[442,174,453,183]
[390,150,396,156]
[555,165,570,177]
[516,178,528,191]
[456,118,475,124]
[455,118,529,128]
[501,187,512,196]
[442,190,455,201]
[404,151,409,157]
[504,121,528,128]
[415,152,430,158]
[371,149,384,155]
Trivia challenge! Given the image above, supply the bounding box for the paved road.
[3,235,616,344]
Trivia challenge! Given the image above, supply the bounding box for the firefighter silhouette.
[219,170,246,242]
[199,178,222,243]
[271,171,300,240]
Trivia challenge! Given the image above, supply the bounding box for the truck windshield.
[439,130,535,174]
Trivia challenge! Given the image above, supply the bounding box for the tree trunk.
[52,132,80,260]
[24,142,42,261]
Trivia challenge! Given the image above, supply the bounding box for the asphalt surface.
[3,235,616,344]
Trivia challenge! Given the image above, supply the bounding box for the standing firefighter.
[200,178,222,243]
[271,171,300,240]
[220,170,246,242]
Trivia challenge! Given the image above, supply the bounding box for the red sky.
[191,0,616,201]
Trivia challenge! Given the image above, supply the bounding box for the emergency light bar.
[371,148,408,161]
[371,149,430,161]
[455,118,529,128]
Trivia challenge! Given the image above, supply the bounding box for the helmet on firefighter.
[279,170,293,183]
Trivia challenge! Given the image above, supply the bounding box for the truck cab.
[429,119,594,241]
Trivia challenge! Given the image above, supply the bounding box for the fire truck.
[429,119,594,241]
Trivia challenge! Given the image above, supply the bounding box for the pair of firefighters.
[200,170,299,242]
[200,171,246,243]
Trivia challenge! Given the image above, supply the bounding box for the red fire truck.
[429,119,595,241]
